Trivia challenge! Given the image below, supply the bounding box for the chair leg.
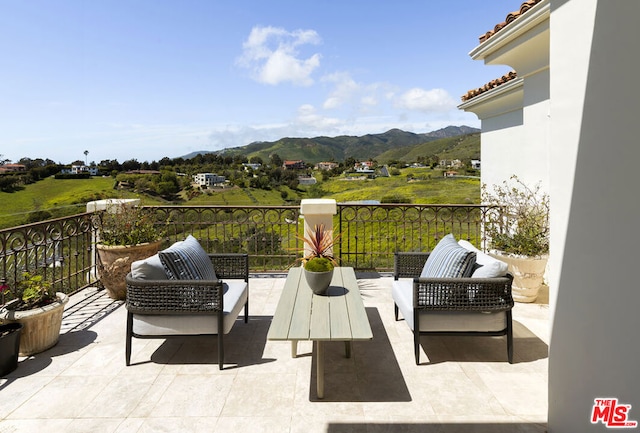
[218,332,224,370]
[394,303,399,321]
[506,310,514,364]
[413,309,420,365]
[217,312,224,370]
[125,311,133,366]
[244,300,249,323]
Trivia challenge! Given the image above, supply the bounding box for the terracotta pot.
[96,241,162,300]
[0,293,69,356]
[304,268,334,295]
[491,253,548,303]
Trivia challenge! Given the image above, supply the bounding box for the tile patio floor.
[0,274,549,433]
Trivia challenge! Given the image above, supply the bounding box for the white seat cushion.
[391,279,506,332]
[132,280,247,336]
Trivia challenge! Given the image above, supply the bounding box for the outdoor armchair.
[125,252,249,370]
[392,251,514,364]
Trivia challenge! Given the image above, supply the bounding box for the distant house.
[440,159,463,169]
[72,164,99,175]
[0,164,27,173]
[297,175,317,185]
[471,160,481,169]
[243,163,261,171]
[193,173,226,188]
[59,164,99,176]
[354,161,374,171]
[315,162,338,171]
[283,160,306,170]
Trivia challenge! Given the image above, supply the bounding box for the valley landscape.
[0,127,481,229]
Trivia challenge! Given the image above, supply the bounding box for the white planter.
[490,253,548,303]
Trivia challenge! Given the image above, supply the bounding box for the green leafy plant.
[0,271,57,311]
[296,223,340,270]
[96,204,164,246]
[482,175,549,257]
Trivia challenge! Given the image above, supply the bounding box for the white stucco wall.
[548,0,640,431]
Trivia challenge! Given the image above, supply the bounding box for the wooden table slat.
[288,268,314,340]
[342,268,374,340]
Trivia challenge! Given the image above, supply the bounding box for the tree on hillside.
[269,153,283,168]
[122,159,141,172]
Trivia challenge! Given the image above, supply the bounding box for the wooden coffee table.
[267,266,373,398]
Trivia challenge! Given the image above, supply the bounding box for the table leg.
[345,341,351,358]
[317,341,324,399]
[291,340,298,358]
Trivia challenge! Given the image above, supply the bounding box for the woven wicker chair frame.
[393,252,514,364]
[125,253,249,370]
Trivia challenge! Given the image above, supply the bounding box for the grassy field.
[0,169,480,229]
[319,168,479,204]
[0,177,164,229]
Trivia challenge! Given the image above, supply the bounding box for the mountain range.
[183,125,480,164]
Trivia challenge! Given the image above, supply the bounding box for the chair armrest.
[125,275,224,314]
[413,273,514,312]
[394,252,430,279]
[209,253,249,281]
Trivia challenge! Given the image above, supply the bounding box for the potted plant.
[0,272,69,357]
[297,224,340,294]
[482,175,550,302]
[95,203,164,300]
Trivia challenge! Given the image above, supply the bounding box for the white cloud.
[395,88,457,112]
[295,104,341,130]
[321,72,388,114]
[237,26,322,86]
[321,72,360,109]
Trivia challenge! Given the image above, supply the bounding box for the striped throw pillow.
[420,234,476,278]
[159,235,217,280]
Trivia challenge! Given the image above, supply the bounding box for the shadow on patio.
[0,275,549,433]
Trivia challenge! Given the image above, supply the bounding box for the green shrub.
[482,175,549,257]
[304,257,334,272]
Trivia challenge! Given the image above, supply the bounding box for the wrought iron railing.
[149,205,302,272]
[0,212,99,305]
[337,204,486,270]
[0,204,488,303]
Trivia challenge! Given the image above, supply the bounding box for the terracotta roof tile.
[460,70,518,102]
[479,0,543,43]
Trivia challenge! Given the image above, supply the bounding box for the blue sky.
[0,0,520,164]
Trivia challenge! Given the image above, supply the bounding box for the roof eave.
[458,77,524,112]
[469,0,551,62]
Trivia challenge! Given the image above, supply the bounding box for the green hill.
[217,126,479,164]
[376,133,480,163]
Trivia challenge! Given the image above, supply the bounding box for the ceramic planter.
[0,322,22,376]
[0,293,69,356]
[96,241,162,300]
[491,253,548,303]
[304,268,334,295]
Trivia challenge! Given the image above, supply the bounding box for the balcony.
[0,204,549,431]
